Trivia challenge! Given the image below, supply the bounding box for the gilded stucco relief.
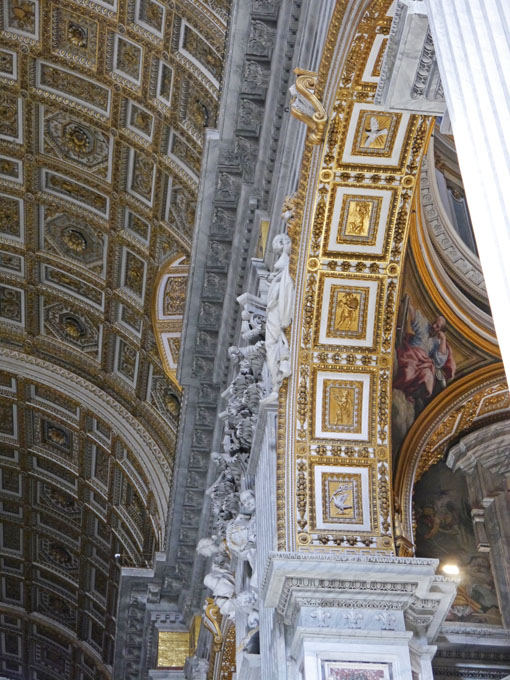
[280,0,432,553]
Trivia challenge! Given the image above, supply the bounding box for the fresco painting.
[414,459,502,625]
[391,255,492,455]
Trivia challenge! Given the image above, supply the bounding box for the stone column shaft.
[425,0,510,383]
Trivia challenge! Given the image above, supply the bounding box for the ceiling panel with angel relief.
[0,0,231,677]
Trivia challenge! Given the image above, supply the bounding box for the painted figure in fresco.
[394,298,456,404]
[414,461,502,625]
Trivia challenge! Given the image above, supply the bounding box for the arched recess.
[152,255,189,391]
[411,151,500,356]
[393,362,509,556]
[277,0,434,554]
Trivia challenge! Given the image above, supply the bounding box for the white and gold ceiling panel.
[0,0,231,676]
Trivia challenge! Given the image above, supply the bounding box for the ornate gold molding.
[152,255,189,392]
[393,362,509,556]
[214,622,236,680]
[204,597,223,652]
[277,0,433,554]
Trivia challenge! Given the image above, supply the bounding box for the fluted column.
[424,0,510,382]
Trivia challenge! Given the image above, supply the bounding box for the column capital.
[261,552,456,641]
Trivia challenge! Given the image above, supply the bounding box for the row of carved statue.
[190,229,294,672]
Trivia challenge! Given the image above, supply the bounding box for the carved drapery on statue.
[265,233,295,400]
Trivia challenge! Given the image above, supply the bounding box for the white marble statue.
[203,561,236,619]
[265,233,295,398]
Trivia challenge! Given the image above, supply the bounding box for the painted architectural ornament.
[265,232,295,399]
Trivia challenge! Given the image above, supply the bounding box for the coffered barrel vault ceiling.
[0,0,230,677]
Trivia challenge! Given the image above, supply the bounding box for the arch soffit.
[0,347,170,532]
[278,0,433,552]
[394,362,509,555]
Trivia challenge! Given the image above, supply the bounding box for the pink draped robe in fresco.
[394,310,456,398]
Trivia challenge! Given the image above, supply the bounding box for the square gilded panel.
[324,185,396,257]
[342,103,410,167]
[36,61,111,116]
[113,34,142,86]
[353,111,400,155]
[0,194,23,241]
[127,148,155,206]
[0,251,23,276]
[51,5,99,69]
[0,96,22,143]
[120,247,146,301]
[2,0,39,39]
[117,302,143,336]
[0,48,17,80]
[42,169,109,217]
[179,21,220,87]
[362,34,389,83]
[162,332,180,370]
[0,401,16,438]
[0,285,24,326]
[313,464,371,531]
[318,276,379,348]
[126,100,154,141]
[0,156,22,183]
[156,60,173,106]
[134,0,165,38]
[167,131,199,182]
[123,209,150,245]
[314,371,372,442]
[115,336,139,386]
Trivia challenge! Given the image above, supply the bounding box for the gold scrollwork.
[203,597,223,652]
[290,68,328,145]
